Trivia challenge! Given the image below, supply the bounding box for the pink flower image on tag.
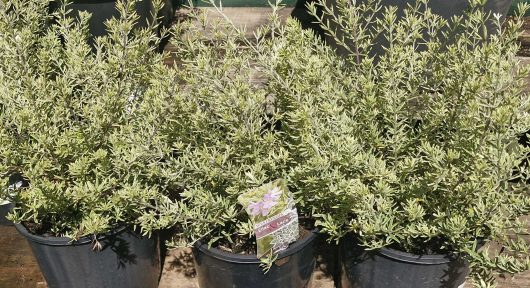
[248,186,282,216]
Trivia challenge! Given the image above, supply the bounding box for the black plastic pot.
[15,223,160,288]
[193,230,318,288]
[339,234,470,288]
[0,202,14,226]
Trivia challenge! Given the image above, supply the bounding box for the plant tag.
[238,179,299,258]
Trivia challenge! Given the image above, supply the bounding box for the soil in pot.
[193,225,318,288]
[15,223,160,288]
[339,234,470,288]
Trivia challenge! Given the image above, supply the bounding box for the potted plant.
[48,0,174,43]
[316,0,514,57]
[0,1,176,287]
[153,6,352,287]
[323,0,513,20]
[306,0,530,287]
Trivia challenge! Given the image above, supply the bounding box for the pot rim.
[376,246,460,265]
[343,233,472,265]
[14,222,129,247]
[195,228,318,264]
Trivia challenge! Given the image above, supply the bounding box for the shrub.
[158,5,353,252]
[0,0,175,238]
[307,0,530,285]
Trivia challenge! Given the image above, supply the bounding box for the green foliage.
[157,3,348,250]
[306,0,530,285]
[159,4,530,283]
[0,0,175,238]
[2,0,528,284]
